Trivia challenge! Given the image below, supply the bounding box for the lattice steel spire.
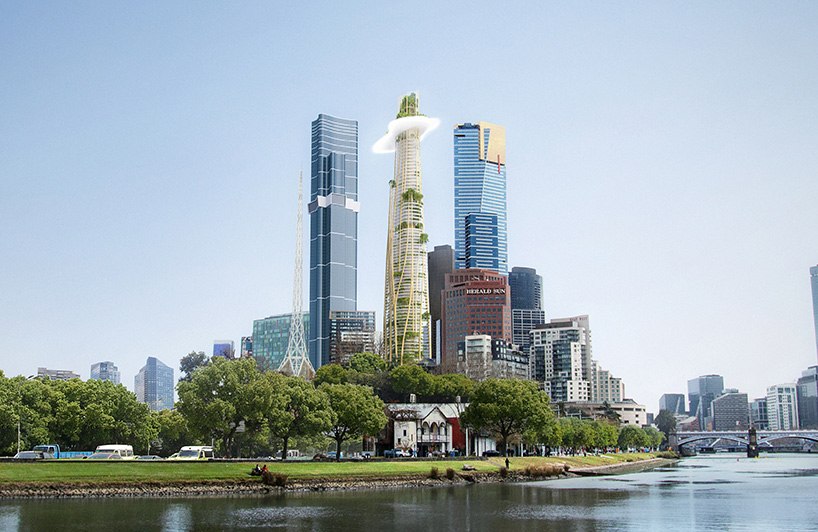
[279,171,315,380]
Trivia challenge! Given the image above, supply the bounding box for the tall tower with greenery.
[374,93,439,364]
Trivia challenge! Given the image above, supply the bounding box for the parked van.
[94,444,135,459]
[171,446,214,460]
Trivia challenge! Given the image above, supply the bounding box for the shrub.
[261,471,288,487]
[429,467,439,479]
[499,467,508,478]
[445,468,455,480]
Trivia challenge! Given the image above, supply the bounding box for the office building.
[455,335,528,381]
[766,384,799,430]
[812,265,818,359]
[441,268,512,372]
[529,318,591,403]
[213,340,234,359]
[134,357,174,411]
[309,114,359,370]
[428,245,455,364]
[688,374,724,428]
[509,267,543,311]
[375,93,438,364]
[252,313,309,372]
[512,308,546,356]
[751,398,769,430]
[712,392,749,430]
[90,361,120,385]
[328,310,377,365]
[37,367,80,381]
[659,393,687,415]
[453,122,507,274]
[240,336,253,358]
[797,366,818,429]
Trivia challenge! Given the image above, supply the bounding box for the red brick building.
[441,268,511,371]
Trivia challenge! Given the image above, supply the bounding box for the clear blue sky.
[2,1,817,411]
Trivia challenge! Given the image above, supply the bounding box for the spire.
[279,171,315,380]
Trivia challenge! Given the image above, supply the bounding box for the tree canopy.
[266,373,333,460]
[460,378,554,456]
[322,383,388,461]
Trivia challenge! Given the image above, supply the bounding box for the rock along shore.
[0,458,678,499]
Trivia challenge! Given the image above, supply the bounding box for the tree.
[601,401,621,426]
[348,352,387,373]
[460,378,554,456]
[655,409,677,443]
[435,373,474,402]
[151,409,192,456]
[176,357,273,457]
[179,351,209,383]
[266,374,333,460]
[618,425,649,450]
[314,364,349,386]
[643,426,663,450]
[391,364,434,399]
[322,383,388,461]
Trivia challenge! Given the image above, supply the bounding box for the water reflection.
[1,455,817,531]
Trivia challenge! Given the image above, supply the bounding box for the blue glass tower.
[308,115,358,369]
[454,122,507,275]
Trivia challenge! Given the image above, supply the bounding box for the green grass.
[0,453,667,486]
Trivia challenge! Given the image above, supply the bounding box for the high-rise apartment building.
[766,384,799,430]
[428,245,455,364]
[529,318,591,403]
[592,360,625,404]
[712,392,749,430]
[328,310,377,365]
[375,93,438,364]
[309,114,359,370]
[134,357,173,411]
[811,265,818,359]
[509,267,545,355]
[456,335,528,382]
[453,122,507,274]
[90,361,120,385]
[252,313,309,372]
[440,268,512,372]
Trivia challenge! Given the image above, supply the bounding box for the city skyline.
[2,3,817,411]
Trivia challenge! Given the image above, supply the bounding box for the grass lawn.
[0,453,666,486]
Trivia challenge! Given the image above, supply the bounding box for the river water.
[1,454,816,531]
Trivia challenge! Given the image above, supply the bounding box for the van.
[94,444,135,459]
[171,445,214,460]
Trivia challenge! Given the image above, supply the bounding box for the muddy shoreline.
[0,458,678,499]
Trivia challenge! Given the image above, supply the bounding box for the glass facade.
[90,361,120,385]
[328,310,376,365]
[134,357,173,411]
[811,265,818,360]
[453,122,507,275]
[308,114,358,370]
[509,267,543,311]
[253,313,310,372]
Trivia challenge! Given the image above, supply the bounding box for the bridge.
[670,430,818,452]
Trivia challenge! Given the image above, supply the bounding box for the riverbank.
[0,453,678,499]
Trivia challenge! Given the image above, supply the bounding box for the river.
[1,454,816,531]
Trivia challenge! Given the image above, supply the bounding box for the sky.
[2,1,817,413]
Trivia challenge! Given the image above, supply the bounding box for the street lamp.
[16,375,35,455]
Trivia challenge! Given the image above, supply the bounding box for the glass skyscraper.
[253,313,310,372]
[453,122,507,275]
[308,114,358,369]
[811,265,818,360]
[134,357,173,411]
[90,361,120,385]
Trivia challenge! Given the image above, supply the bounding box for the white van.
[171,445,214,460]
[94,444,135,459]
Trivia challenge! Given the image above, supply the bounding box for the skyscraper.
[134,357,174,411]
[428,244,455,364]
[309,114,359,369]
[509,266,545,354]
[811,265,818,360]
[252,313,309,371]
[375,93,439,364]
[687,374,724,429]
[90,361,120,385]
[453,122,507,274]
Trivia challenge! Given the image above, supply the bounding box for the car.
[135,455,163,460]
[482,450,501,457]
[383,449,409,458]
[169,446,215,460]
[86,452,122,460]
[13,451,55,460]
